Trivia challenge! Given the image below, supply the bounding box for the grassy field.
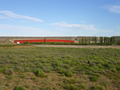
[0,46,120,90]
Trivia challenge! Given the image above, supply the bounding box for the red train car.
[14,39,74,44]
[46,39,74,43]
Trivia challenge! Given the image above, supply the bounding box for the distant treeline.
[77,37,120,45]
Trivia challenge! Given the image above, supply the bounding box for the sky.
[0,0,120,37]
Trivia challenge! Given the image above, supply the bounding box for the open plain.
[0,45,120,90]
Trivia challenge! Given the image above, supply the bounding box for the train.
[0,36,120,45]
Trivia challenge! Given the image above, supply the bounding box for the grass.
[89,75,100,82]
[90,85,104,90]
[33,69,46,77]
[14,86,25,90]
[0,44,17,47]
[0,46,119,89]
[63,70,73,77]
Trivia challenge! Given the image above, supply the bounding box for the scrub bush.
[89,74,100,82]
[14,86,25,90]
[63,78,77,84]
[64,70,73,77]
[90,85,104,90]
[64,85,79,90]
[34,69,45,77]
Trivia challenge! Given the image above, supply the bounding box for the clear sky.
[0,0,120,36]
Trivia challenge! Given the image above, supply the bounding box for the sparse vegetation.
[63,78,77,84]
[90,85,104,90]
[0,44,17,47]
[34,69,45,77]
[63,84,79,90]
[64,70,73,77]
[14,86,25,90]
[0,46,119,89]
[89,74,100,82]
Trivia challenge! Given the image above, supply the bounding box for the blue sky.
[0,0,120,36]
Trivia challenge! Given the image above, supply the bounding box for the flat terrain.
[36,45,120,49]
[0,45,120,90]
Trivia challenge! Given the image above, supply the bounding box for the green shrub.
[77,84,85,90]
[64,71,73,77]
[41,66,53,73]
[90,85,104,90]
[55,67,65,72]
[89,75,100,82]
[39,87,51,90]
[86,72,100,76]
[34,69,45,77]
[14,86,25,90]
[63,78,77,84]
[64,85,79,90]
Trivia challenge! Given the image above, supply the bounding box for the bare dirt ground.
[35,45,120,49]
